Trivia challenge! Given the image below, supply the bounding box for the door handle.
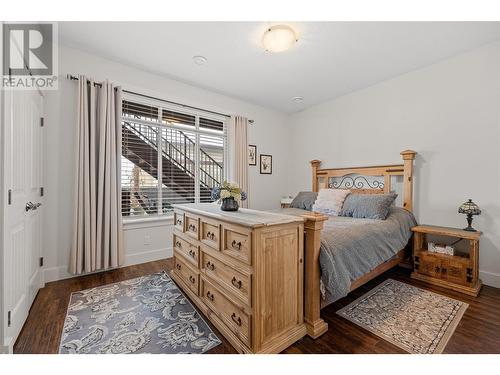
[25,202,42,212]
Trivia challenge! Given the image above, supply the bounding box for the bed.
[284,150,417,339]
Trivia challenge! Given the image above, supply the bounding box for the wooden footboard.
[349,249,406,291]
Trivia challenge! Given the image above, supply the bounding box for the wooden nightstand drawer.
[441,257,470,286]
[201,250,251,306]
[174,256,199,296]
[201,277,251,347]
[173,234,199,267]
[416,252,441,278]
[200,219,221,250]
[222,225,252,265]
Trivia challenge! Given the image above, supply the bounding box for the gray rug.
[59,271,221,354]
[336,279,468,354]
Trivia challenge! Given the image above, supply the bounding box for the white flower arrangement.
[211,181,247,203]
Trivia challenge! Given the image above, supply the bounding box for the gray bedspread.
[319,207,417,305]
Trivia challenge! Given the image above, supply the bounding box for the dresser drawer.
[222,226,252,265]
[200,219,221,250]
[185,214,199,240]
[174,256,199,296]
[201,250,251,306]
[201,277,251,347]
[173,234,199,267]
[173,210,185,232]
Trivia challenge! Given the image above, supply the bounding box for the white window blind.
[121,97,227,218]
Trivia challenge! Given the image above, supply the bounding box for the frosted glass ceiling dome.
[262,25,298,53]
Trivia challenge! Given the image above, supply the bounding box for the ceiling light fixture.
[193,55,207,65]
[292,96,304,102]
[262,25,298,53]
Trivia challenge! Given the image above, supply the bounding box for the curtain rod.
[66,74,254,124]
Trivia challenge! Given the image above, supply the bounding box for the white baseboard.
[1,336,14,354]
[43,247,172,283]
[479,270,500,289]
[123,247,172,267]
[43,265,71,283]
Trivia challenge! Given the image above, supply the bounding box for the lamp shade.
[458,199,481,216]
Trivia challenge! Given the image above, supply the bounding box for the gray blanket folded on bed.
[319,206,417,306]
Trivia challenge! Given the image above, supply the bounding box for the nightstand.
[411,225,482,296]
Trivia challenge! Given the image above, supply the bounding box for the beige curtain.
[230,116,249,208]
[70,75,124,274]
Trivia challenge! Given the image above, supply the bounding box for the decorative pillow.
[312,189,351,216]
[340,193,398,220]
[289,192,318,211]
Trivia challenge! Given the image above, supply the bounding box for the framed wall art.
[260,154,272,174]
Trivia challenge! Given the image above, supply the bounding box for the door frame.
[0,70,6,354]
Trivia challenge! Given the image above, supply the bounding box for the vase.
[221,197,239,211]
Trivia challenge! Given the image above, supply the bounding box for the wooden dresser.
[170,203,306,353]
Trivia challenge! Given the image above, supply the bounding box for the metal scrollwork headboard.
[328,175,385,190]
[310,150,417,211]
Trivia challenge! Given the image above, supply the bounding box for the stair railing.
[123,120,223,190]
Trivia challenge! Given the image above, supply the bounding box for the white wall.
[288,41,500,287]
[43,45,290,282]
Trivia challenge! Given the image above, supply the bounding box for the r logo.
[3,23,53,76]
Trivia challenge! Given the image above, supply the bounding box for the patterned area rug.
[59,271,221,354]
[336,279,468,354]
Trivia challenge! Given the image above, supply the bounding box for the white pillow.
[312,189,351,216]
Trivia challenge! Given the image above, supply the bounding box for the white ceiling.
[60,22,500,113]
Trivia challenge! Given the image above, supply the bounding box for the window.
[121,97,227,218]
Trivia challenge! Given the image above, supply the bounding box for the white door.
[2,87,44,351]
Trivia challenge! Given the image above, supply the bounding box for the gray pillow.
[289,192,318,211]
[340,193,398,220]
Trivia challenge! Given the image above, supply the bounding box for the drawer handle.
[231,240,242,250]
[176,263,181,270]
[176,219,182,225]
[206,231,215,241]
[206,291,214,302]
[231,277,242,289]
[175,241,182,248]
[188,224,196,231]
[206,261,215,271]
[189,249,196,258]
[189,275,196,284]
[231,312,242,326]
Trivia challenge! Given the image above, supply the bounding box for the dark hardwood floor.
[14,259,500,354]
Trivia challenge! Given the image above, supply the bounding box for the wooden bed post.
[310,160,321,192]
[303,213,329,339]
[400,150,417,212]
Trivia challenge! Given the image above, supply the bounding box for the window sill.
[123,215,174,230]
